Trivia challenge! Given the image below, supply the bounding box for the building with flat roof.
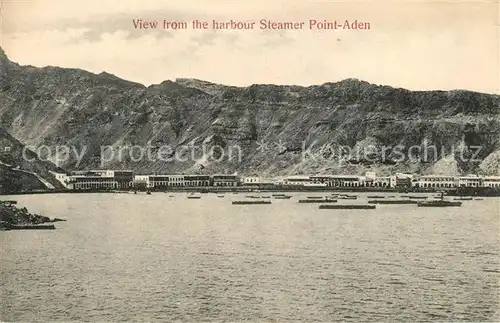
[458,175,483,188]
[58,170,134,190]
[184,175,210,187]
[414,175,457,189]
[483,176,500,188]
[211,174,239,186]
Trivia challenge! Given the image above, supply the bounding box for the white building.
[61,170,134,190]
[394,173,413,187]
[458,175,482,188]
[211,174,239,186]
[364,172,377,181]
[146,175,185,188]
[414,175,457,188]
[283,175,313,186]
[482,176,500,188]
[51,171,70,188]
[242,176,261,185]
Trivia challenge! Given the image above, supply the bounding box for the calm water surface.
[1,193,499,322]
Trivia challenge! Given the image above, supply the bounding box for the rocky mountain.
[0,126,65,193]
[0,46,499,177]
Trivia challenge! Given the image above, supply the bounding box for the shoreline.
[2,187,500,196]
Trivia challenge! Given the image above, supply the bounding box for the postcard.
[0,0,499,322]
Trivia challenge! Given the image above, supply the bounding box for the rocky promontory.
[0,200,65,229]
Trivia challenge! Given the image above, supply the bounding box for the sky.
[1,0,499,93]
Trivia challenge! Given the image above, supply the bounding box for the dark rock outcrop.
[0,200,63,227]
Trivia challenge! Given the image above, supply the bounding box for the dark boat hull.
[232,201,271,205]
[417,202,462,207]
[319,204,376,210]
[299,199,337,203]
[368,200,418,204]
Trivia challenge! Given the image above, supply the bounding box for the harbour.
[1,193,498,322]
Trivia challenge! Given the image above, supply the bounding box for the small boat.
[274,195,292,199]
[407,195,428,199]
[272,194,286,197]
[367,195,385,199]
[298,199,337,203]
[418,200,462,207]
[453,197,473,201]
[368,200,418,204]
[246,195,261,199]
[418,192,461,207]
[474,198,484,201]
[319,204,376,210]
[187,193,202,199]
[217,195,225,198]
[338,196,358,200]
[232,200,271,205]
[261,196,271,199]
[169,195,174,198]
[307,196,324,199]
[146,190,151,195]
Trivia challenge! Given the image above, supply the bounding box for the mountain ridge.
[0,47,499,178]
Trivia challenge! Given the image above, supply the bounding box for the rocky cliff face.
[0,125,65,192]
[0,47,499,177]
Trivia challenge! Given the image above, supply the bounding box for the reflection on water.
[1,193,499,322]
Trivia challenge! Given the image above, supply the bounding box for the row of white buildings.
[51,170,500,190]
[278,172,500,189]
[52,171,240,190]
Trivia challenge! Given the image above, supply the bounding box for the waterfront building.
[55,170,134,190]
[91,170,134,189]
[283,175,312,186]
[211,174,239,186]
[361,172,376,187]
[361,175,393,188]
[458,175,483,188]
[394,173,413,188]
[243,176,260,185]
[146,175,184,188]
[184,175,210,187]
[242,176,278,186]
[364,172,377,181]
[310,175,335,186]
[51,172,70,188]
[414,175,457,188]
[133,175,149,189]
[310,175,363,187]
[66,172,115,190]
[483,176,500,188]
[373,176,395,188]
[328,175,361,187]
